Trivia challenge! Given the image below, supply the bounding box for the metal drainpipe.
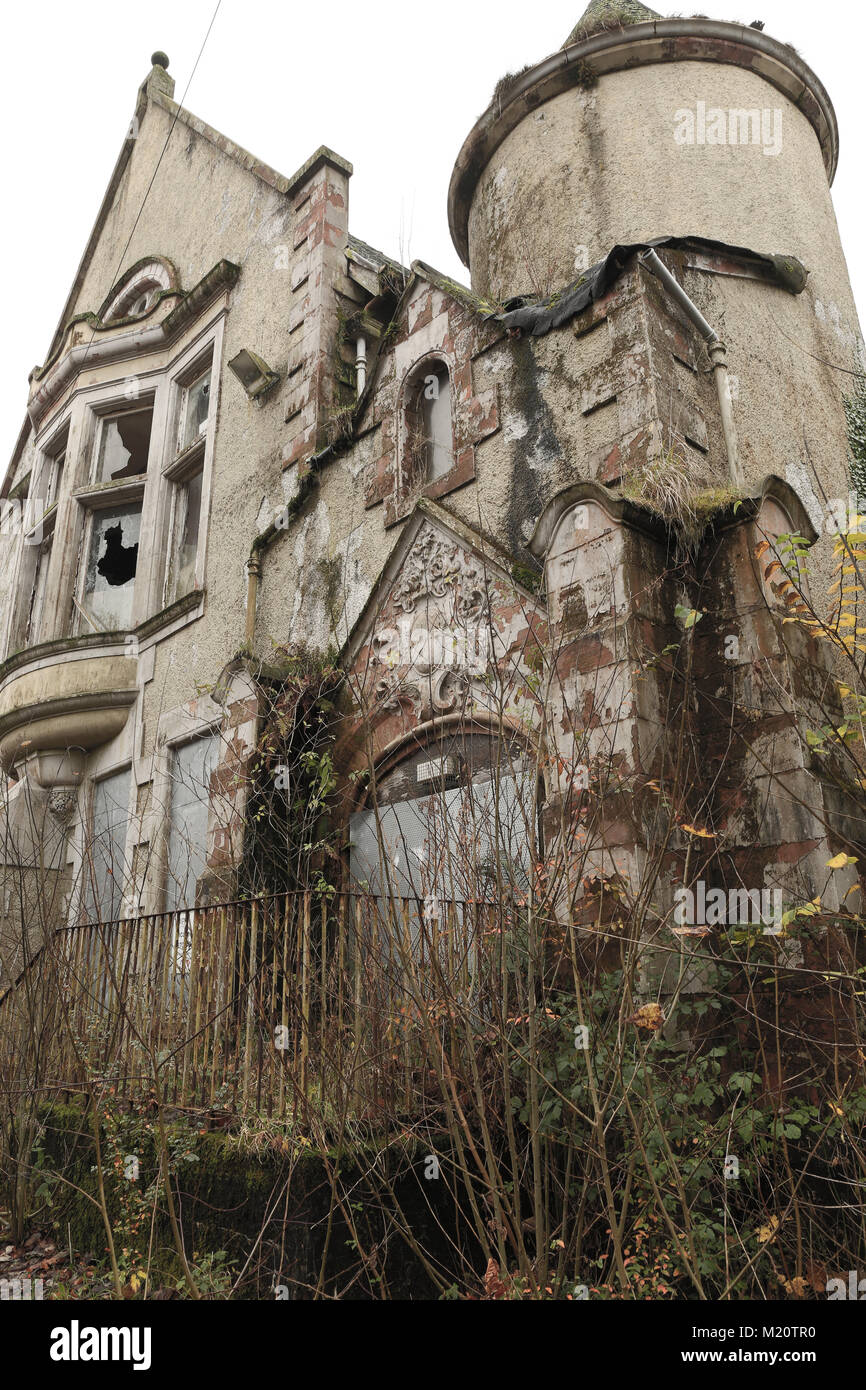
[245,553,262,649]
[639,248,743,489]
[355,335,367,396]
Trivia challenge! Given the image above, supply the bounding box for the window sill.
[1,589,206,680]
[165,435,206,480]
[74,477,146,509]
[385,453,476,528]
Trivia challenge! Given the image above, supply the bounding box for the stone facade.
[0,10,863,982]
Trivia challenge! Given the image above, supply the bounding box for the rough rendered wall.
[465,60,863,559]
[467,62,855,320]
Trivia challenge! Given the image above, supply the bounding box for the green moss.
[252,465,320,554]
[844,358,866,507]
[689,486,745,520]
[511,562,543,594]
[491,64,534,108]
[33,1100,458,1298]
[571,59,599,89]
[318,556,343,628]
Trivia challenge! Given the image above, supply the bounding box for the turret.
[449,7,850,318]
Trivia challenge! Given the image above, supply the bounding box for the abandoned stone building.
[0,2,863,969]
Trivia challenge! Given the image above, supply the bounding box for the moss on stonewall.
[34,1098,465,1298]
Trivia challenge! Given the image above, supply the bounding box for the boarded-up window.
[83,769,131,924]
[350,735,535,905]
[166,734,219,912]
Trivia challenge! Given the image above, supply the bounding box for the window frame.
[10,421,70,649]
[176,365,212,458]
[8,315,221,657]
[159,345,215,606]
[348,728,543,905]
[79,763,134,926]
[22,526,54,648]
[162,723,221,914]
[73,492,145,635]
[71,384,160,636]
[163,455,205,608]
[90,402,156,487]
[398,354,458,508]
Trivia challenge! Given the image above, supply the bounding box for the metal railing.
[0,891,528,1124]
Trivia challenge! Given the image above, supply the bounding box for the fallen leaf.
[757,1215,779,1245]
[628,1003,665,1032]
[826,852,857,870]
[483,1258,508,1300]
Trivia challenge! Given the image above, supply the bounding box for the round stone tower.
[448,5,854,322]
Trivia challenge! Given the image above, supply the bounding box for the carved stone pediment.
[344,502,542,732]
[390,523,487,622]
[370,523,492,721]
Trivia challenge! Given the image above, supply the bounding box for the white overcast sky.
[2,0,864,460]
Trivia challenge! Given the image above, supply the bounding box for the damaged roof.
[410,259,502,318]
[490,236,809,338]
[347,235,408,282]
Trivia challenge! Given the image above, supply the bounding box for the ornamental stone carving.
[391,524,486,621]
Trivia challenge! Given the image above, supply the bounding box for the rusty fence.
[0,891,532,1124]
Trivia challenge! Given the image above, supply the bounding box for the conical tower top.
[564,0,661,48]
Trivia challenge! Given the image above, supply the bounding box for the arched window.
[99,258,177,325]
[108,280,161,322]
[407,361,453,485]
[349,730,537,907]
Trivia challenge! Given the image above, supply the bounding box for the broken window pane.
[83,768,131,924]
[181,371,211,452]
[96,409,153,482]
[166,734,219,912]
[81,504,141,630]
[167,469,203,602]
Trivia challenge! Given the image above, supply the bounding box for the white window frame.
[73,490,145,636]
[89,401,156,488]
[175,364,212,458]
[158,335,219,608]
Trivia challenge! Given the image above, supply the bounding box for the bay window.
[17,337,216,649]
